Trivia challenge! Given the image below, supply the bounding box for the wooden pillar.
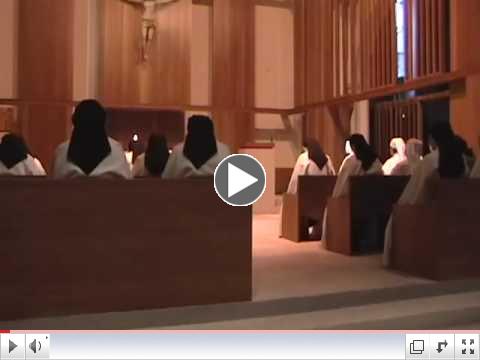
[211,0,255,152]
[17,0,75,169]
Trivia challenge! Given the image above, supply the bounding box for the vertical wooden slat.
[342,0,348,95]
[425,0,432,74]
[437,0,446,72]
[431,0,439,73]
[379,0,386,87]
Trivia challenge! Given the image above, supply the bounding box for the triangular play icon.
[228,163,258,198]
[9,340,18,353]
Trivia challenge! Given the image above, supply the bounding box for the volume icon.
[29,339,42,354]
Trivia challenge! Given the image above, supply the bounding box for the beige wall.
[0,0,17,99]
[254,4,298,168]
[351,100,369,139]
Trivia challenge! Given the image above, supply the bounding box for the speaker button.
[25,334,50,360]
[1,334,25,360]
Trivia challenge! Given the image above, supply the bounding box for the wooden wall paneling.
[21,104,72,171]
[17,0,75,168]
[293,0,306,107]
[326,0,334,99]
[418,0,425,76]
[381,0,388,87]
[212,0,255,151]
[407,0,415,79]
[431,0,439,73]
[100,0,191,106]
[342,0,348,96]
[333,1,340,97]
[437,0,446,72]
[151,0,192,105]
[18,0,74,101]
[100,0,141,104]
[380,0,386,87]
[425,0,432,75]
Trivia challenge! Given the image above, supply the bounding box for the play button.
[214,154,266,206]
[9,340,17,353]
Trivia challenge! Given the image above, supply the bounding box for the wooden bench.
[391,179,480,280]
[281,176,336,242]
[0,177,252,321]
[326,176,409,255]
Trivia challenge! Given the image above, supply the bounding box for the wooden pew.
[391,179,480,280]
[0,177,252,321]
[281,176,336,242]
[326,176,409,255]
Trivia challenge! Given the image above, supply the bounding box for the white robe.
[331,157,384,198]
[383,150,439,266]
[286,152,336,194]
[132,153,148,178]
[132,153,169,178]
[390,140,423,176]
[471,160,480,178]
[0,155,46,176]
[163,141,231,179]
[321,157,383,243]
[382,139,407,175]
[52,137,132,179]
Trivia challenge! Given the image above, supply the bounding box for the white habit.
[382,138,407,175]
[0,155,46,176]
[163,141,231,179]
[286,152,336,194]
[52,138,132,179]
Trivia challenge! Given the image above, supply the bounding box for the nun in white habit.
[0,133,46,176]
[163,115,231,179]
[132,134,170,178]
[321,134,383,243]
[331,134,384,198]
[286,138,336,194]
[53,100,132,179]
[382,138,407,175]
[383,122,469,266]
[390,139,423,176]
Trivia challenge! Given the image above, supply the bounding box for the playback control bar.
[0,332,479,360]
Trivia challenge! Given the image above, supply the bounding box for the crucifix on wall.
[124,0,178,62]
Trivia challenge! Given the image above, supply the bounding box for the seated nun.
[331,134,383,198]
[53,100,132,179]
[338,138,354,173]
[286,138,336,194]
[321,135,382,243]
[383,121,469,266]
[382,138,407,175]
[132,134,170,178]
[0,133,46,176]
[390,139,423,176]
[163,115,231,179]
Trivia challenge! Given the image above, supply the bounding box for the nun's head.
[0,133,29,169]
[349,134,369,156]
[72,99,107,130]
[187,115,215,137]
[390,138,406,156]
